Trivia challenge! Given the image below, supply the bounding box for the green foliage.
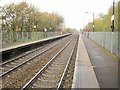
[118,1,120,31]
[86,22,93,31]
[1,1,64,33]
[64,28,78,33]
[85,2,118,32]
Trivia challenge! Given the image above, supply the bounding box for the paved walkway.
[72,33,99,88]
[82,34,118,89]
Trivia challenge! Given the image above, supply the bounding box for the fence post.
[111,32,113,53]
[102,32,104,47]
[118,32,120,58]
[0,30,2,50]
[0,35,1,64]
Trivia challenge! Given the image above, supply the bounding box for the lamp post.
[44,28,47,38]
[110,0,115,53]
[50,27,51,30]
[111,0,115,32]
[85,12,94,32]
[33,25,37,32]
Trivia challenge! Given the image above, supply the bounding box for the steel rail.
[0,36,70,77]
[57,37,77,89]
[0,36,69,66]
[1,45,45,66]
[21,38,73,90]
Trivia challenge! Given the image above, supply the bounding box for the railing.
[85,32,119,57]
[0,30,2,50]
[1,31,63,48]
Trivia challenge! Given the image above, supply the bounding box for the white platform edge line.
[72,33,100,88]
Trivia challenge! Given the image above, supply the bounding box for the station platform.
[82,34,118,89]
[1,33,71,61]
[0,33,70,52]
[72,33,99,88]
[72,33,118,89]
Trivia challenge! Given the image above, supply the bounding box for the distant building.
[83,28,92,32]
[57,28,63,34]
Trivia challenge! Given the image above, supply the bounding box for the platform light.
[33,25,36,29]
[85,12,94,32]
[44,28,47,32]
[111,0,115,32]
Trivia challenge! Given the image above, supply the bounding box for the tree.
[0,1,65,47]
[1,1,64,33]
[85,2,118,32]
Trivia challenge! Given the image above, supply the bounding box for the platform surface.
[72,33,100,88]
[0,34,70,52]
[82,34,118,88]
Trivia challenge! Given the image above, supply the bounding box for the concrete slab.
[72,33,99,88]
[82,34,118,88]
[0,33,71,52]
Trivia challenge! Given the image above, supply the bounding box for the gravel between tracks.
[62,36,78,88]
[2,35,74,88]
[29,35,78,88]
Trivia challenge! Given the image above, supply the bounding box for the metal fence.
[0,30,2,50]
[85,32,119,57]
[1,31,62,48]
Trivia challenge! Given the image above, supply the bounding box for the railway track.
[62,37,78,88]
[0,36,71,77]
[21,35,78,89]
[2,35,78,88]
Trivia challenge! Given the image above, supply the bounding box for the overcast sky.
[0,0,119,30]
